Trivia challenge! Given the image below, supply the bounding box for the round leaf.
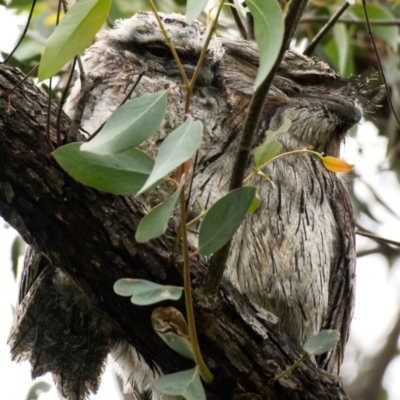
[113,278,183,305]
[303,330,340,356]
[155,368,205,400]
[152,307,194,360]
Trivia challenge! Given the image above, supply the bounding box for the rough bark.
[0,64,349,399]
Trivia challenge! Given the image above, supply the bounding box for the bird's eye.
[147,46,171,58]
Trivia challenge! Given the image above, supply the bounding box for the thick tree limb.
[0,64,348,399]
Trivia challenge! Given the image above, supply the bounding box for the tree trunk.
[0,64,349,399]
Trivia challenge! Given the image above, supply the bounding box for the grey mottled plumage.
[9,11,381,399]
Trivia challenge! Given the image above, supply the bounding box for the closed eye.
[147,46,172,58]
[289,72,335,86]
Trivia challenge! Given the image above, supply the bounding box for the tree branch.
[0,64,349,399]
[204,0,309,300]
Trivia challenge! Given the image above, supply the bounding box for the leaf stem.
[189,1,225,92]
[178,168,213,384]
[148,1,190,89]
[243,148,324,183]
[273,353,310,381]
[186,210,207,227]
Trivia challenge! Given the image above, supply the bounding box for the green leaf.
[9,0,32,9]
[114,279,183,305]
[246,189,261,214]
[139,118,202,193]
[155,368,205,400]
[198,187,256,255]
[108,0,126,22]
[303,330,340,356]
[81,91,167,155]
[246,0,284,90]
[136,180,184,242]
[254,118,291,167]
[25,380,52,400]
[332,20,353,77]
[152,307,194,360]
[162,335,195,360]
[11,236,25,280]
[38,0,111,80]
[186,0,208,24]
[350,4,397,51]
[52,143,154,195]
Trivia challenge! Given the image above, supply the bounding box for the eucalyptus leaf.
[246,189,261,215]
[186,0,208,23]
[81,91,167,155]
[11,235,25,280]
[114,279,183,305]
[25,380,52,400]
[254,118,291,167]
[139,118,202,193]
[198,187,256,255]
[136,180,183,242]
[350,4,397,51]
[155,368,205,400]
[303,330,340,356]
[332,20,353,77]
[152,307,194,360]
[53,143,154,195]
[39,0,111,80]
[246,0,284,90]
[162,335,195,360]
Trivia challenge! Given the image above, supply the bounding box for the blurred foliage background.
[1,1,400,399]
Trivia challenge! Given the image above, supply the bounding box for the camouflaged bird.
[8,11,381,400]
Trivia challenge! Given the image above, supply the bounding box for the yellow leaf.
[322,156,354,173]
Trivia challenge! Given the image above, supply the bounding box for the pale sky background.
[0,4,400,400]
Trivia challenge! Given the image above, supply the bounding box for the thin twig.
[187,8,224,106]
[60,0,68,13]
[361,0,400,129]
[301,17,400,26]
[356,229,400,248]
[273,353,309,381]
[3,0,37,64]
[67,55,92,143]
[8,65,38,95]
[203,0,310,298]
[227,0,247,39]
[148,2,223,382]
[303,1,350,56]
[355,173,400,220]
[57,57,77,144]
[149,1,190,89]
[246,12,255,41]
[87,72,145,141]
[178,168,213,383]
[46,78,54,148]
[49,0,63,148]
